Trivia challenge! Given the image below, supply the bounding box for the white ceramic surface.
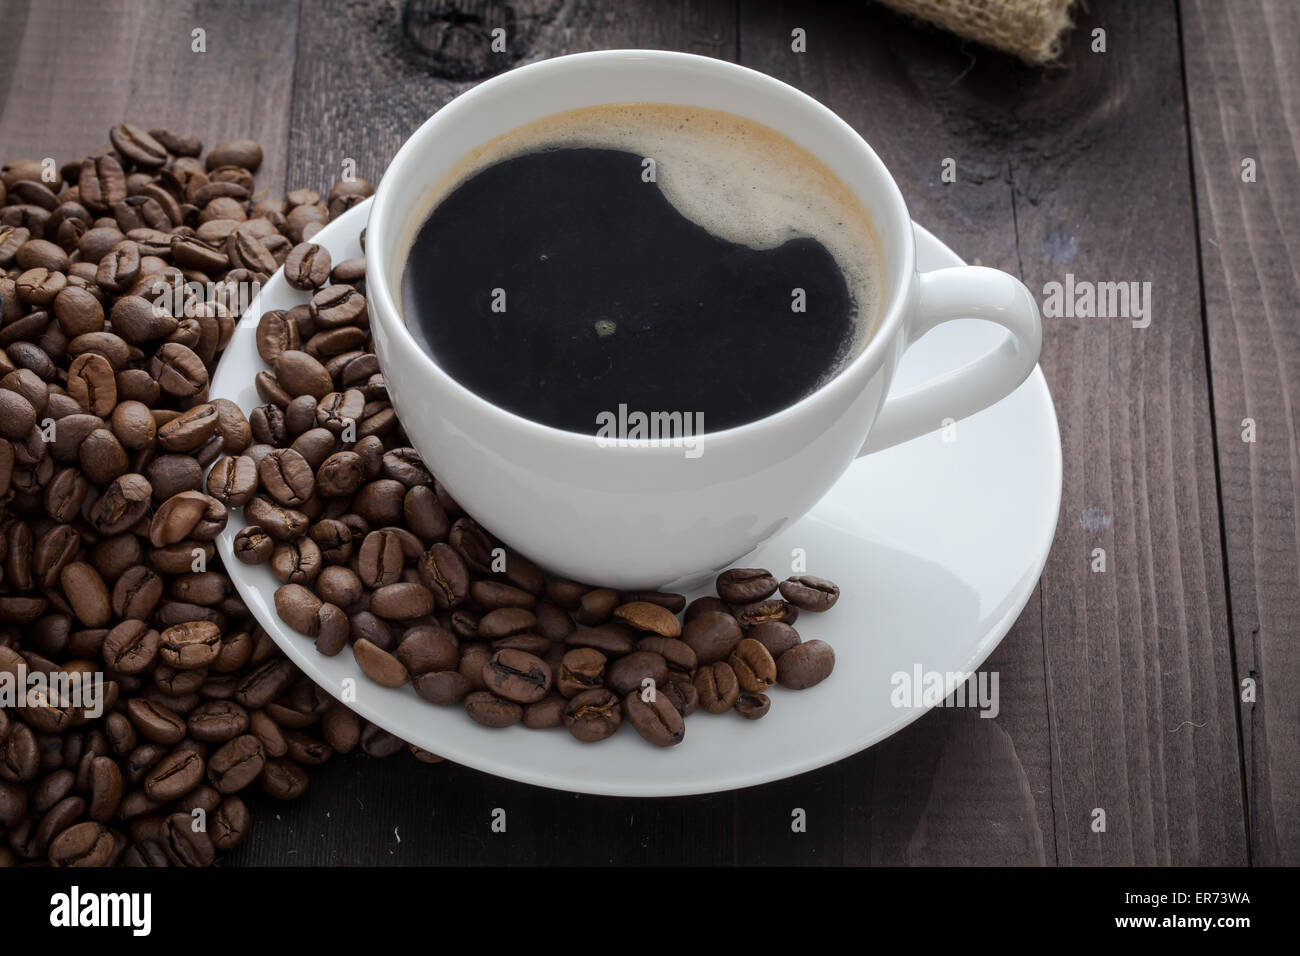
[364,51,1041,589]
[211,198,1062,797]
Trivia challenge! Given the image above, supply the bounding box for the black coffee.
[401,104,880,435]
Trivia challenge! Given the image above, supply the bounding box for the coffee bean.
[734,599,799,629]
[207,455,258,506]
[110,124,169,168]
[418,542,468,608]
[414,670,472,706]
[564,622,637,656]
[729,638,777,693]
[49,821,117,866]
[662,671,699,717]
[557,647,605,698]
[623,689,685,746]
[464,690,522,728]
[162,811,214,866]
[776,640,835,690]
[605,650,668,697]
[612,600,681,637]
[352,638,408,687]
[482,649,551,704]
[144,748,205,802]
[563,689,622,742]
[102,620,160,674]
[746,621,801,658]
[158,621,221,670]
[716,568,779,604]
[735,692,771,720]
[207,735,265,794]
[206,139,263,172]
[682,610,742,665]
[778,575,840,611]
[694,661,740,714]
[635,636,696,672]
[285,242,331,290]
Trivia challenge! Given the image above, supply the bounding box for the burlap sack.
[874,0,1077,64]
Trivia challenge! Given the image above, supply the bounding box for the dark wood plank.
[1181,0,1300,866]
[737,0,1054,866]
[741,0,1247,866]
[997,0,1244,864]
[0,0,300,195]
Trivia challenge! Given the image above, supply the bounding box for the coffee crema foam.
[409,102,885,359]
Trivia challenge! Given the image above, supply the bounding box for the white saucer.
[211,197,1062,797]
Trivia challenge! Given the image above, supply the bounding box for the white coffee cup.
[366,50,1041,590]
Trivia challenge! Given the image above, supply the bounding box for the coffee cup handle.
[857,266,1042,455]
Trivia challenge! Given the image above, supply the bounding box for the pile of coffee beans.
[0,125,428,868]
[235,256,841,744]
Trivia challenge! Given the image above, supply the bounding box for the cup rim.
[366,49,916,451]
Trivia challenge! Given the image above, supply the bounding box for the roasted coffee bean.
[746,621,801,658]
[257,447,314,506]
[576,587,619,626]
[206,454,258,506]
[102,620,160,674]
[284,242,331,290]
[624,690,685,746]
[522,694,566,730]
[395,625,459,675]
[110,124,169,168]
[778,575,840,611]
[49,821,117,866]
[716,567,779,604]
[685,595,732,622]
[162,811,214,866]
[564,622,637,656]
[309,284,366,328]
[682,610,743,665]
[144,748,205,802]
[464,690,522,728]
[734,599,799,629]
[729,638,777,693]
[483,648,551,704]
[776,640,835,690]
[478,607,535,639]
[557,647,605,699]
[605,650,668,698]
[158,621,221,670]
[207,735,265,794]
[735,692,771,720]
[414,670,472,706]
[233,525,274,564]
[563,689,622,742]
[187,701,250,742]
[635,636,696,672]
[694,661,740,714]
[125,699,186,745]
[352,638,408,687]
[612,601,681,637]
[270,538,322,585]
[418,542,468,608]
[256,309,300,364]
[662,671,699,717]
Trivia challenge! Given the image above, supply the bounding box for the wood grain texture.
[1008,0,1245,864]
[0,0,300,195]
[1181,0,1300,865]
[738,0,1054,867]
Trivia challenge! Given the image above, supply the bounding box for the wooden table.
[2,0,1294,866]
